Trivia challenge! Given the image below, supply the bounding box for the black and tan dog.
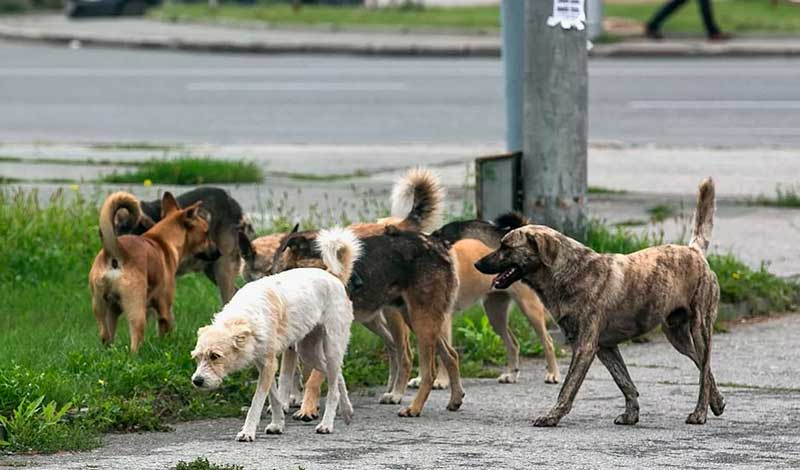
[89,192,217,352]
[272,225,462,418]
[115,187,252,304]
[475,178,725,426]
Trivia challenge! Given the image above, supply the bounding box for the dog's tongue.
[492,267,515,289]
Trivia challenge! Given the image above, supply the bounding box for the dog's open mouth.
[492,266,521,290]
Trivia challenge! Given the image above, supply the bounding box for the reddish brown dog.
[89,192,217,352]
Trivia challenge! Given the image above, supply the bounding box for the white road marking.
[185,81,409,92]
[629,100,800,110]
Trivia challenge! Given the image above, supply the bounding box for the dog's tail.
[316,227,363,285]
[493,212,529,235]
[689,177,715,255]
[99,191,141,262]
[391,168,445,233]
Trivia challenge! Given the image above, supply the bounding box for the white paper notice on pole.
[547,0,586,31]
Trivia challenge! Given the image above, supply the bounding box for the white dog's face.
[191,319,254,390]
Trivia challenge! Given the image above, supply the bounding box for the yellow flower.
[732,271,741,280]
[98,379,106,386]
[143,179,153,187]
[69,184,79,192]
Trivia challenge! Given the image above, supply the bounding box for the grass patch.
[751,184,800,208]
[605,0,800,35]
[0,155,146,167]
[150,3,500,30]
[174,457,244,470]
[613,218,648,227]
[646,203,677,223]
[90,142,182,152]
[588,186,627,195]
[0,176,22,184]
[102,157,263,185]
[271,170,370,182]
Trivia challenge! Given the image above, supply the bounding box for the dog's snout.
[192,376,205,387]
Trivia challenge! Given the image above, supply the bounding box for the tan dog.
[89,192,216,352]
[475,178,724,426]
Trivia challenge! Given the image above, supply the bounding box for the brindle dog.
[475,178,725,426]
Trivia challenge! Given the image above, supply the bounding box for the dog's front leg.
[237,355,277,442]
[265,380,285,434]
[533,342,597,427]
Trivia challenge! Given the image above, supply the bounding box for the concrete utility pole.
[501,0,524,153]
[522,0,588,238]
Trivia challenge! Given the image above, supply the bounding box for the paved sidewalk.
[2,14,800,56]
[4,314,800,470]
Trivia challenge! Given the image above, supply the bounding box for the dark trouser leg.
[697,0,721,35]
[647,0,689,30]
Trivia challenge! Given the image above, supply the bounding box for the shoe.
[645,26,664,40]
[708,32,732,41]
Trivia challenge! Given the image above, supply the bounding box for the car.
[65,0,160,17]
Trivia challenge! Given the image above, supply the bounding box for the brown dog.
[89,192,217,352]
[475,178,725,426]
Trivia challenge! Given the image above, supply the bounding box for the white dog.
[191,227,362,439]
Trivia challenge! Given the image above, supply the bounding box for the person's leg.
[697,0,722,37]
[647,0,689,33]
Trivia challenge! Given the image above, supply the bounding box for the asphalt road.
[1,42,799,146]
[5,314,799,470]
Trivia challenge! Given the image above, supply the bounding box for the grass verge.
[150,1,800,35]
[751,184,800,208]
[0,191,794,453]
[102,157,263,185]
[174,457,244,470]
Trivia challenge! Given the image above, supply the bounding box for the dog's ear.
[139,213,156,231]
[286,235,311,253]
[181,201,205,228]
[529,232,560,268]
[161,192,181,218]
[238,231,255,261]
[196,325,211,339]
[224,318,252,349]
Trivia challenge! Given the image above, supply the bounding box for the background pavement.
[4,314,799,470]
[1,43,800,146]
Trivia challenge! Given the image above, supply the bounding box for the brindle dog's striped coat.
[476,178,724,426]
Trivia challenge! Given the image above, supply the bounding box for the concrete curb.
[2,22,800,57]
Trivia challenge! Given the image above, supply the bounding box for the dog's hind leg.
[510,285,561,384]
[121,290,147,353]
[295,336,325,422]
[154,296,175,338]
[315,331,349,434]
[382,308,412,404]
[277,348,298,413]
[399,321,437,418]
[436,336,464,412]
[336,373,354,425]
[92,295,113,345]
[596,346,639,425]
[362,313,404,401]
[237,354,278,441]
[213,256,240,304]
[663,308,725,419]
[483,292,519,384]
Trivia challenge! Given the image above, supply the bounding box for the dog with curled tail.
[191,227,362,439]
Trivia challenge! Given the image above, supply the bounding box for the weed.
[456,316,506,365]
[103,157,263,185]
[646,203,676,223]
[174,457,244,470]
[588,186,626,195]
[0,396,97,454]
[270,170,370,182]
[752,184,800,208]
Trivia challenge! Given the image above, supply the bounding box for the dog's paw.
[531,415,560,427]
[544,372,560,384]
[398,407,421,418]
[685,411,707,425]
[236,430,256,442]
[407,377,422,389]
[292,409,319,422]
[288,396,303,409]
[446,400,462,412]
[379,393,403,405]
[710,395,726,416]
[614,412,639,425]
[432,379,450,390]
[342,407,354,425]
[264,423,284,435]
[314,423,333,434]
[497,372,518,384]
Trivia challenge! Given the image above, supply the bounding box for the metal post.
[586,0,604,40]
[501,0,524,153]
[522,0,588,238]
